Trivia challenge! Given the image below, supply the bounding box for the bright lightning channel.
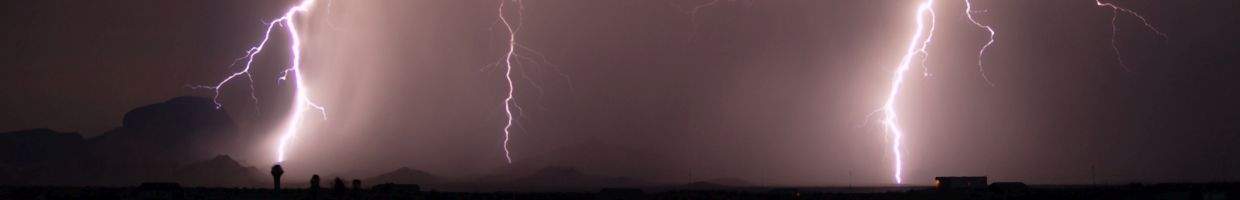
[964,0,997,86]
[497,0,520,164]
[491,0,568,164]
[195,0,326,164]
[874,0,1165,185]
[880,0,936,185]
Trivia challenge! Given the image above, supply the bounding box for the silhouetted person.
[270,165,284,192]
[333,177,347,197]
[309,174,321,198]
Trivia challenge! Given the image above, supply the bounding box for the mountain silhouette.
[173,155,264,187]
[500,140,680,183]
[365,167,439,186]
[0,129,85,165]
[0,96,254,186]
[700,177,751,187]
[92,96,240,165]
[500,166,647,192]
[0,129,89,185]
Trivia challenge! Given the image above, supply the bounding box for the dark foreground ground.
[1,183,1236,199]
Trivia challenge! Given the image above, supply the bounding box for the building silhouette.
[934,176,987,190]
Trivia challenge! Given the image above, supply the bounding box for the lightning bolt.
[878,0,936,185]
[194,0,326,163]
[670,0,720,42]
[964,0,997,86]
[490,0,569,164]
[870,0,1166,185]
[497,0,521,164]
[1095,0,1167,71]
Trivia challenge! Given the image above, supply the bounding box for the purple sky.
[2,0,1237,185]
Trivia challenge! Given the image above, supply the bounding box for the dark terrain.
[2,98,1237,199]
[0,183,1236,199]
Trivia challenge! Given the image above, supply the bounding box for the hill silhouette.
[700,177,752,187]
[498,140,680,183]
[92,96,240,164]
[505,166,647,191]
[0,129,89,185]
[173,155,264,187]
[0,129,85,164]
[0,96,255,186]
[365,167,439,186]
